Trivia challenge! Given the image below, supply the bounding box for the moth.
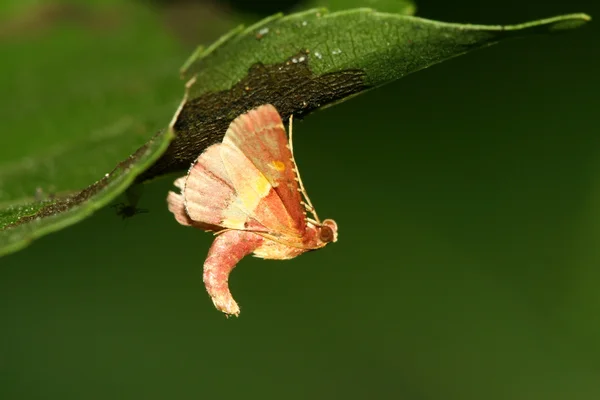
[167,104,338,316]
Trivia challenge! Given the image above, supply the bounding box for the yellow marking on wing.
[240,174,271,209]
[271,160,286,171]
[222,173,271,228]
[221,214,246,229]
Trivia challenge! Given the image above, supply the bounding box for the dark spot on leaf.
[137,51,367,181]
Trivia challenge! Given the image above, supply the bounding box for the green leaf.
[0,131,172,256]
[0,2,186,255]
[0,5,591,257]
[141,9,590,180]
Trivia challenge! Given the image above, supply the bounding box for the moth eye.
[319,225,334,243]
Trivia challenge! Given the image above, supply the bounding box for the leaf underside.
[0,5,591,257]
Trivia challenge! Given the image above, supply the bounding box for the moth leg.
[287,114,321,224]
[203,230,264,317]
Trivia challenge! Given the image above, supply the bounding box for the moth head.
[319,219,338,244]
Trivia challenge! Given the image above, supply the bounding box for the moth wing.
[167,177,221,231]
[223,104,306,232]
[183,141,301,237]
[182,145,245,230]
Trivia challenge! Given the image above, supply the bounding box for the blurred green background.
[1,0,599,399]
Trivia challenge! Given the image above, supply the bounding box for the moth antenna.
[300,200,316,215]
[288,114,321,224]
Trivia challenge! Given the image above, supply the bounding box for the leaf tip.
[548,13,592,32]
